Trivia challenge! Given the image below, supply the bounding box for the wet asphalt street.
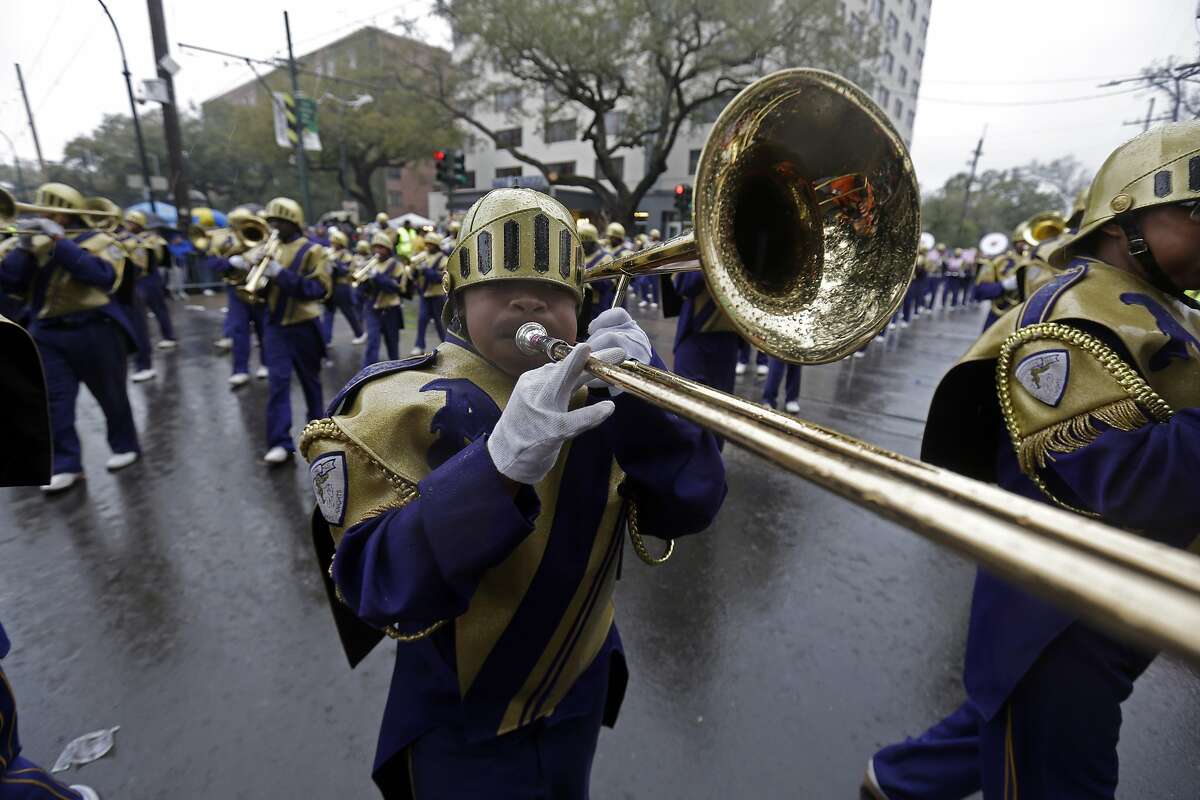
[1,294,1197,799]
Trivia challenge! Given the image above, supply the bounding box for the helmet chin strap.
[1116,216,1200,311]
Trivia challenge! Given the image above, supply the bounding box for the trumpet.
[350,255,380,288]
[235,230,281,304]
[516,68,1200,665]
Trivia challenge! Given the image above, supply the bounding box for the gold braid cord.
[303,418,449,643]
[626,495,675,565]
[996,322,1174,515]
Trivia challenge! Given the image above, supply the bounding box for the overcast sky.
[1,0,1196,195]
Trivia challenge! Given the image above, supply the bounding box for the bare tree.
[407,0,879,224]
[1017,156,1092,212]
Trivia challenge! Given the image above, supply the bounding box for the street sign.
[272,92,322,152]
[491,174,549,190]
[141,79,170,104]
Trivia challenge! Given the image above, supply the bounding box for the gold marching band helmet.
[0,182,122,237]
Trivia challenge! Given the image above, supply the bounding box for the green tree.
[413,0,879,224]
[921,168,1062,249]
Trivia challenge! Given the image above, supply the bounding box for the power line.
[900,85,1145,108]
[177,41,392,95]
[922,72,1144,87]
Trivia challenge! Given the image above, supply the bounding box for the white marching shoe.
[228,372,250,388]
[255,366,269,379]
[352,333,367,345]
[755,363,769,377]
[156,339,178,351]
[410,346,423,355]
[40,472,83,494]
[106,451,139,471]
[638,300,648,308]
[69,786,101,800]
[860,758,888,800]
[263,446,292,465]
[735,362,747,376]
[649,302,658,309]
[131,368,157,383]
[214,337,233,350]
[852,350,866,359]
[784,400,801,414]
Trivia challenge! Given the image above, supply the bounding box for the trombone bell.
[587,69,920,364]
[1023,211,1067,246]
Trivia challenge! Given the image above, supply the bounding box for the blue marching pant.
[322,283,364,345]
[413,296,445,351]
[115,295,153,372]
[136,271,176,342]
[761,359,801,407]
[363,307,402,367]
[872,622,1153,800]
[404,693,606,800]
[227,290,267,376]
[35,319,139,474]
[2,654,87,800]
[736,338,769,367]
[674,329,740,427]
[263,319,325,452]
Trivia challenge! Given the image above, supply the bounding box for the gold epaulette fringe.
[299,417,341,461]
[1016,398,1151,474]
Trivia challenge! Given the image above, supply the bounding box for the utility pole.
[955,126,986,245]
[97,0,157,213]
[14,64,46,177]
[284,11,313,218]
[0,129,26,195]
[147,0,190,224]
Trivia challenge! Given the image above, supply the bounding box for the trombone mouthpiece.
[515,322,550,357]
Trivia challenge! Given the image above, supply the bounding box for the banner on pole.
[273,92,322,151]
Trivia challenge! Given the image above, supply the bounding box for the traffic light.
[674,183,693,217]
[434,150,451,184]
[452,151,468,186]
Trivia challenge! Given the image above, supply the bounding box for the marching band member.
[410,231,448,354]
[943,247,965,308]
[578,220,612,323]
[257,197,332,465]
[209,209,269,387]
[0,182,141,493]
[321,228,365,347]
[974,240,1027,331]
[112,210,157,382]
[124,211,177,350]
[604,222,631,307]
[300,187,725,798]
[922,243,945,313]
[735,339,769,377]
[635,228,661,309]
[440,219,461,255]
[761,357,801,413]
[672,268,740,417]
[865,121,1200,800]
[361,232,408,366]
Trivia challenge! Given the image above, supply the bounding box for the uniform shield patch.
[310,452,348,526]
[1015,349,1069,407]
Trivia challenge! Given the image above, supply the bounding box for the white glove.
[29,218,64,237]
[228,254,246,270]
[264,259,285,278]
[584,308,653,395]
[487,343,616,485]
[1001,275,1018,292]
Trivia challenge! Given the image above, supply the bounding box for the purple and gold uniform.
[361,245,408,367]
[322,230,365,346]
[301,188,726,799]
[412,235,448,352]
[868,122,1200,800]
[0,188,140,478]
[671,272,740,399]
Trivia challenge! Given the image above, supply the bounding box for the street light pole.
[97,0,157,214]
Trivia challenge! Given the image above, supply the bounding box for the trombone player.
[124,210,178,351]
[209,208,271,387]
[0,182,141,493]
[254,197,332,466]
[358,231,408,366]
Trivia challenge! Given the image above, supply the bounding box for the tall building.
[201,26,439,219]
[430,0,930,235]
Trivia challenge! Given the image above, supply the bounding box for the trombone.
[350,255,381,288]
[1,187,122,236]
[1019,211,1067,247]
[235,229,281,304]
[516,69,1200,665]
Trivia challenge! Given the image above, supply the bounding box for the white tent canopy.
[391,212,434,228]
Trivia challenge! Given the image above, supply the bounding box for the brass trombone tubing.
[515,323,1200,666]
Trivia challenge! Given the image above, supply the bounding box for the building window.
[544,118,576,144]
[494,88,522,112]
[601,156,624,181]
[898,66,908,89]
[907,0,916,19]
[868,0,883,22]
[877,86,890,107]
[885,12,899,38]
[906,110,915,128]
[692,94,731,124]
[387,190,404,207]
[920,14,928,32]
[688,148,702,174]
[912,79,920,97]
[848,11,864,39]
[348,49,358,70]
[385,167,404,180]
[495,127,523,148]
[882,50,894,75]
[495,166,523,179]
[916,47,924,67]
[604,111,627,138]
[544,161,576,181]
[903,31,912,54]
[893,98,903,118]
